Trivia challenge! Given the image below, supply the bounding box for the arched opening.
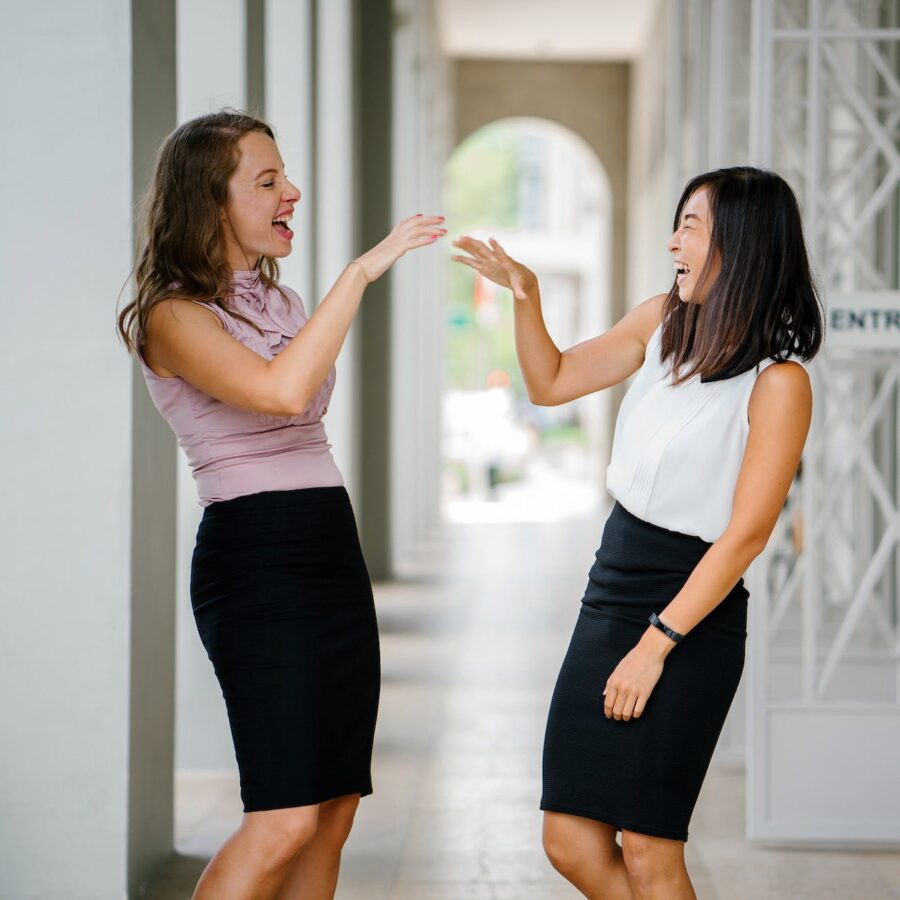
[441,117,614,523]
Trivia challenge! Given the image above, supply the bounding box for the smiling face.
[219,131,301,270]
[667,187,719,304]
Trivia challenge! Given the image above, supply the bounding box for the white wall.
[0,1,133,895]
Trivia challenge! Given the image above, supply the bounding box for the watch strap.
[649,611,684,644]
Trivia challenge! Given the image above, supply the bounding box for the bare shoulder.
[748,359,812,426]
[147,297,225,331]
[143,298,225,376]
[617,293,667,349]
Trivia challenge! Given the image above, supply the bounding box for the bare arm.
[602,359,813,722]
[451,235,665,405]
[144,214,446,416]
[650,360,813,642]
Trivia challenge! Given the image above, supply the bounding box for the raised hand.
[451,236,536,301]
[352,214,447,283]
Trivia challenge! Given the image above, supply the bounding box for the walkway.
[148,515,900,899]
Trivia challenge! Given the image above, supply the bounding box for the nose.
[285,179,301,202]
[667,229,680,254]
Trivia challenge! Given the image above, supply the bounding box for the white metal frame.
[747,0,900,844]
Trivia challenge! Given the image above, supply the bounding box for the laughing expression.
[667,187,719,304]
[220,131,302,271]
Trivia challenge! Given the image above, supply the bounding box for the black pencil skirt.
[540,501,747,842]
[190,486,380,813]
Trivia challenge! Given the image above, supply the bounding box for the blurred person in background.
[453,166,823,899]
[117,110,445,900]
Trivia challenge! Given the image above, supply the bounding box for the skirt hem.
[539,800,688,843]
[243,782,374,814]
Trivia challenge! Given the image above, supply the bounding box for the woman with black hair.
[452,167,823,899]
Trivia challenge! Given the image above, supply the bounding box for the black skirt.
[540,501,747,842]
[190,486,380,813]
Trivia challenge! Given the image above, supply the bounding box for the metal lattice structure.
[745,0,900,843]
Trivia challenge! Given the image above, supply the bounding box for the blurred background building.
[2,0,900,897]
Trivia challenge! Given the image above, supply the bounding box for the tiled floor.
[146,516,900,899]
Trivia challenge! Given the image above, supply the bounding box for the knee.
[620,830,670,883]
[542,823,579,878]
[245,807,319,866]
[316,794,360,850]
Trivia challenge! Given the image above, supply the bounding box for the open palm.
[451,236,535,301]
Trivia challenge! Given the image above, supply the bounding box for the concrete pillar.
[266,0,315,305]
[355,0,394,576]
[390,0,451,574]
[0,0,176,895]
[316,0,359,503]
[245,0,266,116]
[176,0,246,120]
[174,0,248,773]
[129,1,179,894]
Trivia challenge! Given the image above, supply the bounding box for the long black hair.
[660,166,825,384]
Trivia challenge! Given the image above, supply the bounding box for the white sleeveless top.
[606,321,809,543]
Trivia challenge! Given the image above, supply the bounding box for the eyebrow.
[682,212,701,223]
[253,167,281,180]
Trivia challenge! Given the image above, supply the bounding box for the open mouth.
[273,213,294,240]
[674,262,690,283]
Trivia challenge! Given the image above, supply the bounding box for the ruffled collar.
[230,266,267,313]
[228,266,296,352]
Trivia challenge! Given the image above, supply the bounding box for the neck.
[223,237,260,272]
[228,254,260,272]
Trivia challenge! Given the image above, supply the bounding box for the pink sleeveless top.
[135,268,343,506]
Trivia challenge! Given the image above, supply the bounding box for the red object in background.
[473,272,492,309]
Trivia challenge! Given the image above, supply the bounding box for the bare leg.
[620,829,696,900]
[273,794,360,900]
[192,805,319,900]
[543,811,636,899]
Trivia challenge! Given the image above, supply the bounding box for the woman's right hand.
[451,235,537,300]
[352,214,447,283]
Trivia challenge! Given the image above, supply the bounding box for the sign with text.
[826,292,900,348]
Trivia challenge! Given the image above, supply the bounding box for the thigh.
[544,810,620,857]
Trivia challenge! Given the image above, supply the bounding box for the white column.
[176,0,246,120]
[391,0,452,572]
[0,1,133,895]
[266,0,315,305]
[315,0,359,499]
[174,0,248,771]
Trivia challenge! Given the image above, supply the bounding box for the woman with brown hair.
[453,167,824,898]
[118,110,445,899]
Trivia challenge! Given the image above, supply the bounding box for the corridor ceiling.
[436,0,660,60]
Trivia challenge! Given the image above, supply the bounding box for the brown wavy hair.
[660,166,825,384]
[116,109,289,353]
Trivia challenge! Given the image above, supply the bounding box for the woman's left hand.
[603,639,668,721]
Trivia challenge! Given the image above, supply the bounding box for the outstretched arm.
[452,235,665,405]
[145,214,447,416]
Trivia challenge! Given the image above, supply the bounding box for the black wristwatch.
[649,611,684,644]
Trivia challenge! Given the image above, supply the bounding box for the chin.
[265,243,293,259]
[677,286,701,305]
